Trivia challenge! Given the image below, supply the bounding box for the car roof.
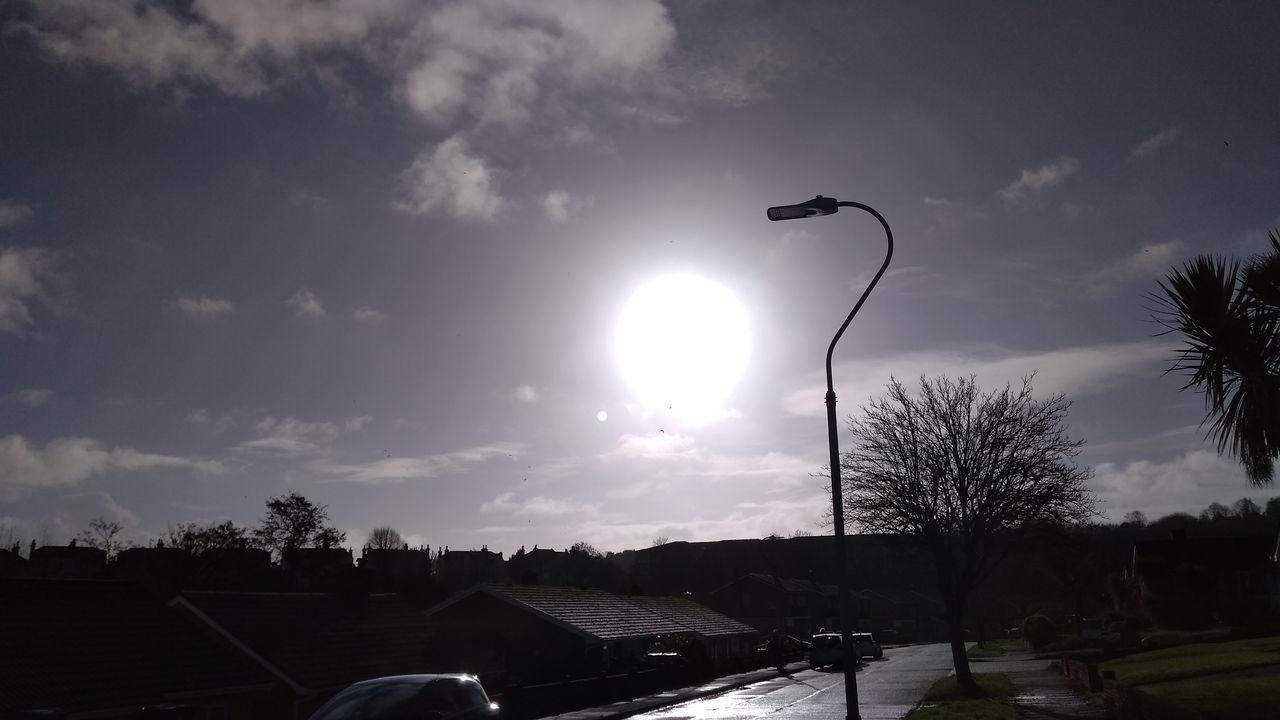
[349,674,480,687]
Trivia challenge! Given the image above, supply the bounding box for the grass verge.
[967,639,1019,659]
[1100,635,1280,685]
[906,673,1015,720]
[1147,674,1280,720]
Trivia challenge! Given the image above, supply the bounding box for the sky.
[1,1,1278,554]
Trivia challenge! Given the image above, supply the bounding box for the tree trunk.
[946,599,975,689]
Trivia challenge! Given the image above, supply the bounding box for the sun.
[615,273,751,423]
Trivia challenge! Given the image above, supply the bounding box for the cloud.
[343,416,373,432]
[0,199,35,230]
[399,0,675,127]
[607,433,696,460]
[287,187,336,214]
[395,136,504,221]
[176,295,235,319]
[783,340,1172,417]
[1130,127,1182,159]
[509,385,539,403]
[12,0,402,97]
[541,190,592,222]
[0,247,56,336]
[1091,449,1267,521]
[286,289,326,320]
[480,491,598,518]
[1084,240,1189,298]
[236,416,339,455]
[0,434,222,487]
[352,305,386,324]
[318,441,524,484]
[2,388,53,408]
[997,156,1080,203]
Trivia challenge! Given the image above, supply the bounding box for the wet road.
[631,644,954,720]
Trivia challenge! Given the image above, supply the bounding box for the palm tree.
[1152,230,1280,486]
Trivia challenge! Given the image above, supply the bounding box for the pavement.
[970,651,1108,719]
[537,643,956,720]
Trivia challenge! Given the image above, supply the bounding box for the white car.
[310,674,500,720]
[808,633,859,668]
[852,632,883,659]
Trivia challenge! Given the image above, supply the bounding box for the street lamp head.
[766,195,839,221]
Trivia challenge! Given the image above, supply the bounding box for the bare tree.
[839,375,1095,690]
[1122,510,1148,527]
[569,540,602,557]
[1233,497,1263,518]
[790,529,815,538]
[368,526,403,550]
[166,521,254,555]
[650,535,670,547]
[77,517,126,561]
[253,491,346,559]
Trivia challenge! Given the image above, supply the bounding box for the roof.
[0,579,269,715]
[432,585,756,643]
[178,590,434,692]
[625,595,757,637]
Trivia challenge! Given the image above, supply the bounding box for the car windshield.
[310,681,424,720]
[813,635,841,648]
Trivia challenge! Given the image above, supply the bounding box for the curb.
[537,663,807,720]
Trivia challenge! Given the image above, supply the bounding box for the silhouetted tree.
[650,535,670,547]
[368,526,403,550]
[1233,497,1263,518]
[1123,511,1148,527]
[165,521,254,554]
[569,540,602,558]
[78,517,126,560]
[1267,497,1280,525]
[1200,502,1233,522]
[254,491,345,559]
[790,529,815,538]
[839,375,1095,689]
[1152,232,1280,486]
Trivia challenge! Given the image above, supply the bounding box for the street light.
[766,195,894,720]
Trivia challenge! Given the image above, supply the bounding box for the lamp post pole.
[767,196,894,720]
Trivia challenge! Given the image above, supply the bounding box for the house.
[28,544,107,579]
[422,584,758,685]
[435,547,506,590]
[0,546,28,576]
[704,573,870,637]
[172,589,436,719]
[0,578,272,719]
[1132,529,1280,627]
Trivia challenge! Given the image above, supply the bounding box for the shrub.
[1022,614,1057,651]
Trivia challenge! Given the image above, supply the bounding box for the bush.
[1022,614,1057,651]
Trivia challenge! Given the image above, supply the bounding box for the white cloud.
[997,156,1081,203]
[1130,127,1183,159]
[2,388,53,408]
[1084,240,1189,298]
[0,434,222,487]
[343,416,373,432]
[236,416,340,455]
[541,190,592,222]
[287,187,336,213]
[510,384,539,403]
[352,305,386,324]
[480,491,598,518]
[286,289,326,320]
[176,295,235,319]
[607,432,696,460]
[395,136,504,221]
[0,199,34,230]
[318,441,524,484]
[0,247,56,336]
[783,340,1172,417]
[187,409,210,424]
[1091,449,1267,521]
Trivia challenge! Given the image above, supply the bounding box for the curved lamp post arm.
[825,201,894,395]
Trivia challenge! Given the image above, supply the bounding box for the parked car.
[310,674,500,720]
[755,634,810,663]
[808,632,858,668]
[852,632,883,660]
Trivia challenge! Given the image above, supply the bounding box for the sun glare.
[615,273,750,423]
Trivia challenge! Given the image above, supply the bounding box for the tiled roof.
[482,585,756,641]
[0,579,268,715]
[180,590,434,691]
[488,585,689,641]
[625,595,757,637]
